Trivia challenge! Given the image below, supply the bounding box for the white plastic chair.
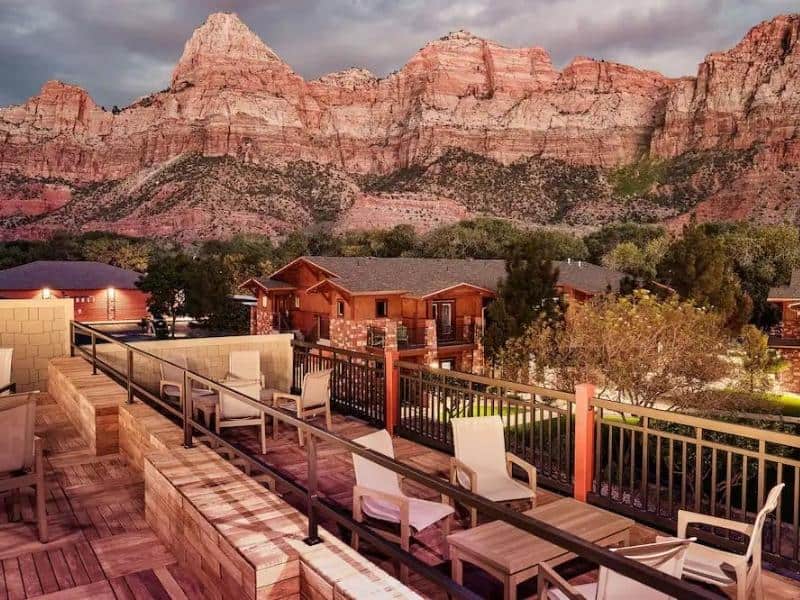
[351,429,454,582]
[538,537,693,599]
[0,348,13,395]
[216,380,268,454]
[272,369,332,447]
[675,483,784,600]
[225,350,265,388]
[450,415,537,527]
[158,355,218,425]
[0,393,47,542]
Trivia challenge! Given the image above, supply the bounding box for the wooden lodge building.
[241,256,625,374]
[0,260,149,322]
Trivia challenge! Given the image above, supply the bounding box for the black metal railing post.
[182,370,193,448]
[69,322,75,357]
[126,348,134,404]
[304,434,322,545]
[91,332,97,375]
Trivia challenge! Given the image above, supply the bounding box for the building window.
[375,299,388,318]
[336,299,345,317]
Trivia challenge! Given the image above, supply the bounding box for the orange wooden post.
[384,349,400,434]
[573,382,596,503]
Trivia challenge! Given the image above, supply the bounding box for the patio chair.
[351,429,455,582]
[225,350,265,388]
[673,482,785,600]
[0,393,47,542]
[538,537,693,599]
[217,380,268,454]
[0,348,14,396]
[272,369,332,447]
[449,415,537,527]
[159,355,218,426]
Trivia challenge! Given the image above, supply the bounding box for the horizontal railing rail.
[589,396,800,571]
[68,321,714,600]
[395,360,577,494]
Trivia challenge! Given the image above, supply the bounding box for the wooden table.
[447,498,634,600]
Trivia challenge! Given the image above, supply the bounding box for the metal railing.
[292,340,385,426]
[590,397,800,572]
[396,361,577,494]
[68,321,716,599]
[436,321,475,346]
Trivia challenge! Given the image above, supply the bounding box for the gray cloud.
[0,0,797,108]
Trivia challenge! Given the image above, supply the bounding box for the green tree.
[136,253,191,337]
[737,324,787,394]
[602,236,668,280]
[657,223,751,330]
[484,237,561,358]
[584,223,665,263]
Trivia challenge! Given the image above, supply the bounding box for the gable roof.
[555,260,626,294]
[291,256,507,297]
[0,261,142,291]
[768,269,800,301]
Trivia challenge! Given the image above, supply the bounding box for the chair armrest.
[449,457,478,491]
[353,485,410,524]
[506,452,537,493]
[537,563,586,599]
[160,380,181,395]
[272,391,301,407]
[677,509,754,538]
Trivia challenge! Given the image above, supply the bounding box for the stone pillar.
[252,291,274,335]
[423,319,437,366]
[778,347,800,393]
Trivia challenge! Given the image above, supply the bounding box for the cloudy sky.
[0,1,796,108]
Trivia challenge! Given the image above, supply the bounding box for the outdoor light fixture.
[106,287,115,299]
[262,295,268,308]
[41,288,52,299]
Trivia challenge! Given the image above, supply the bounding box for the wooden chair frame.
[1,436,47,543]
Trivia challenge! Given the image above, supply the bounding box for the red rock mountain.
[0,12,799,240]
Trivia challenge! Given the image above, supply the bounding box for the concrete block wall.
[92,334,294,396]
[0,298,73,391]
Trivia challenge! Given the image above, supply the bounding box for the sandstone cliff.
[0,11,799,239]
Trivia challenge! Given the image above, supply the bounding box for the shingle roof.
[253,277,296,290]
[300,256,507,297]
[0,261,142,291]
[554,260,626,294]
[768,269,800,300]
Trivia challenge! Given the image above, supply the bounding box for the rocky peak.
[709,14,799,62]
[171,12,289,89]
[314,68,377,89]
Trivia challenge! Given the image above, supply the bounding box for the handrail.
[591,397,800,449]
[69,321,716,600]
[397,359,576,402]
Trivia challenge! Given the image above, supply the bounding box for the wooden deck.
[0,393,203,599]
[3,393,800,599]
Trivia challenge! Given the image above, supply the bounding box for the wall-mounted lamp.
[41,287,52,299]
[106,287,115,299]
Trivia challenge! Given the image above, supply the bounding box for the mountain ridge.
[0,11,799,240]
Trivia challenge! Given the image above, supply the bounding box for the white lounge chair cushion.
[220,381,261,420]
[657,535,739,585]
[362,496,455,533]
[451,415,534,502]
[353,429,454,532]
[474,473,535,502]
[228,350,262,382]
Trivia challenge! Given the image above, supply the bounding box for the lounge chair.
[0,393,47,542]
[538,537,693,599]
[450,415,537,527]
[0,348,14,395]
[351,429,454,582]
[225,350,265,388]
[217,380,268,454]
[272,369,332,447]
[159,355,218,425]
[673,482,784,600]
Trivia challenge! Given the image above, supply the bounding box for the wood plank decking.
[3,389,800,599]
[0,393,203,599]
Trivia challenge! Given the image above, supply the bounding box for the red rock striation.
[0,13,671,182]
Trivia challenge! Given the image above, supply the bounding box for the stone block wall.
[0,298,73,391]
[93,334,294,397]
[778,347,800,393]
